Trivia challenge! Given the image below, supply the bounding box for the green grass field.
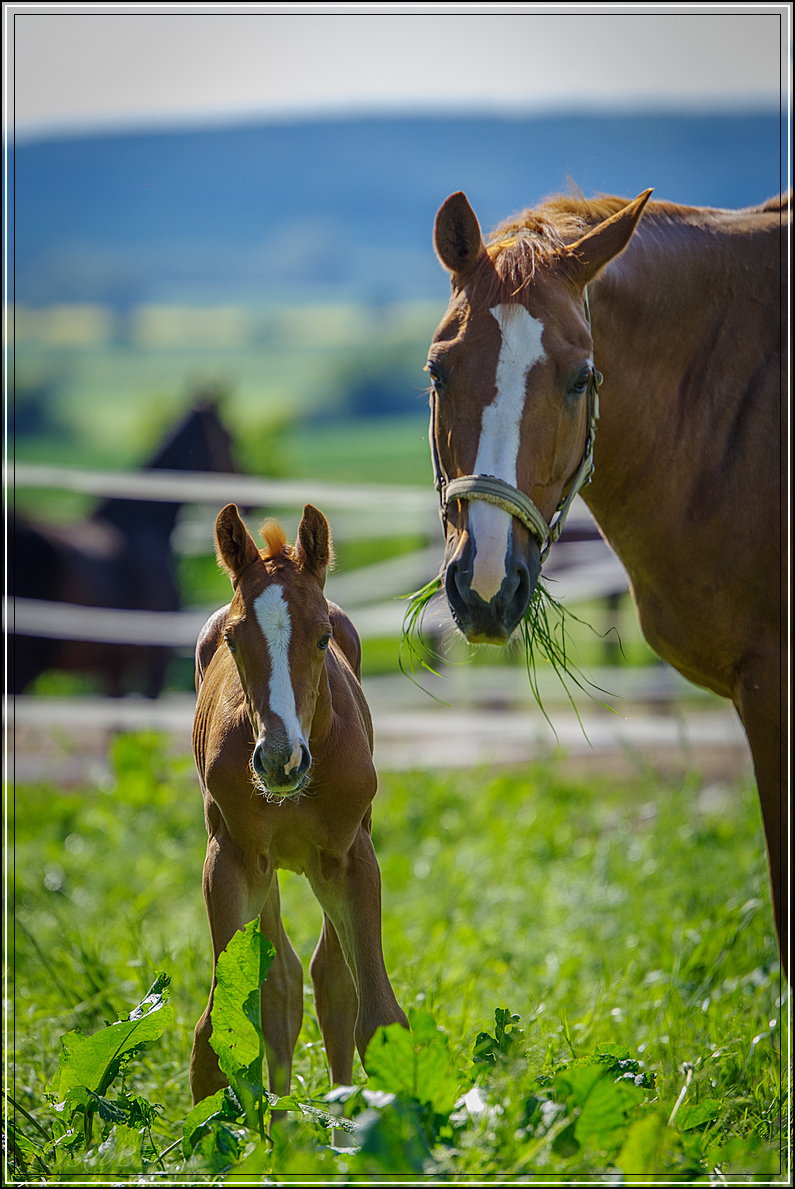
[10,734,788,1181]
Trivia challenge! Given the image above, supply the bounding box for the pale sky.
[4,3,791,138]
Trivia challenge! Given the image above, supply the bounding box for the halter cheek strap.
[431,289,601,564]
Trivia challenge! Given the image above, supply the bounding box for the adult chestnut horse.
[428,188,787,967]
[190,503,407,1105]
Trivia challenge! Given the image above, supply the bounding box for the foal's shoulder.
[195,603,231,692]
[327,601,362,681]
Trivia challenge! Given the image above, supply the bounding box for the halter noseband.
[430,288,601,564]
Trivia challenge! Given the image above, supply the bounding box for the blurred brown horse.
[190,504,407,1104]
[428,188,788,966]
[13,396,238,698]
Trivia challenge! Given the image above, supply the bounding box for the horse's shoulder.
[327,601,362,681]
[196,603,231,692]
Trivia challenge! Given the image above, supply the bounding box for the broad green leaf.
[209,920,275,1083]
[676,1097,721,1131]
[48,974,174,1098]
[617,1113,681,1178]
[366,1019,463,1116]
[594,1043,631,1060]
[62,1086,116,1124]
[554,1062,606,1108]
[182,1087,241,1157]
[573,1074,643,1146]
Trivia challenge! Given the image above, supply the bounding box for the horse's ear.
[215,504,260,582]
[295,504,332,588]
[564,189,653,287]
[434,191,487,276]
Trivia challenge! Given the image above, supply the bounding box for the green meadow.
[10,734,787,1181]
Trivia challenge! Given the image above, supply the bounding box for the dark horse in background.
[13,395,238,698]
[428,188,788,969]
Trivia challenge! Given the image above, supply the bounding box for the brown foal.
[189,503,407,1105]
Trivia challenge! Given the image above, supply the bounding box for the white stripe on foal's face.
[469,303,546,601]
[254,584,305,764]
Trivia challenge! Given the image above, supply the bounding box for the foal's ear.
[295,504,332,588]
[434,191,487,276]
[215,504,260,582]
[564,189,653,287]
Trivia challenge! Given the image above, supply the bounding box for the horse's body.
[12,398,237,697]
[190,503,406,1106]
[428,189,787,964]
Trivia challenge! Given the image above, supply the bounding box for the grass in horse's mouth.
[400,576,619,736]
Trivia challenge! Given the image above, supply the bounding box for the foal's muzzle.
[444,532,541,644]
[252,735,312,796]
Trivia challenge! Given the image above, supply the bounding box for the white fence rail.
[12,465,629,647]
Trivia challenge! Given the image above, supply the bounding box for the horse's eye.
[318,634,331,652]
[426,362,444,390]
[571,366,592,395]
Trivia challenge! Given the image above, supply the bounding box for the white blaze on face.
[254,584,305,770]
[469,303,546,601]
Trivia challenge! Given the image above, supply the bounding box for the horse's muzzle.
[444,533,540,644]
[252,735,312,796]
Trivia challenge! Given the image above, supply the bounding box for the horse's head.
[215,503,333,797]
[428,189,651,644]
[153,390,238,475]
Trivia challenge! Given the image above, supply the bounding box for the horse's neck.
[584,209,781,529]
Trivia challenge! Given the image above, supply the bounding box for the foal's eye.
[318,634,331,652]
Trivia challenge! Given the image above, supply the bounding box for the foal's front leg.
[190,825,272,1104]
[259,875,304,1097]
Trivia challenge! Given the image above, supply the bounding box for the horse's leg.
[258,875,304,1098]
[310,913,358,1085]
[190,824,271,1104]
[735,663,787,977]
[308,824,408,1069]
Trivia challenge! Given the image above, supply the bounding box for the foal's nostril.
[286,742,311,780]
[252,741,268,778]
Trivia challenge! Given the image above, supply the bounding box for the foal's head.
[215,503,333,797]
[428,189,651,644]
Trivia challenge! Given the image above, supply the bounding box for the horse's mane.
[473,188,790,305]
[472,190,641,303]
